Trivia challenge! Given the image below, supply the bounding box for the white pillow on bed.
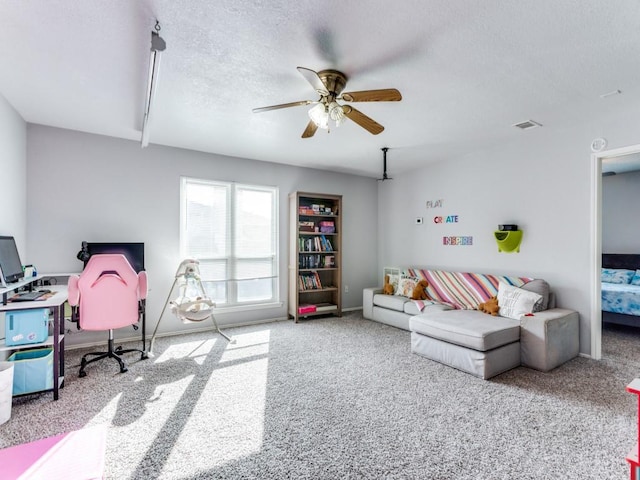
[601,268,635,285]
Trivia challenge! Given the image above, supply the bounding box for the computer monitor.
[83,242,145,273]
[0,236,25,284]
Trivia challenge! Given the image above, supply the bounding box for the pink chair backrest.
[68,254,147,331]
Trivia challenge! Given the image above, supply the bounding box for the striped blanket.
[405,269,532,310]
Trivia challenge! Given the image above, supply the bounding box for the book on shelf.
[315,302,336,312]
[299,254,335,269]
[320,235,334,251]
[299,221,315,232]
[299,206,315,215]
[298,271,323,290]
[319,221,335,233]
[298,304,317,314]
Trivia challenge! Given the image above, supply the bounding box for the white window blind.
[181,177,278,307]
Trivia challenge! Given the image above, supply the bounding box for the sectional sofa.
[363,268,580,379]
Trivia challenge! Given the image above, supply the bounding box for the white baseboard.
[64,316,289,351]
[64,309,362,351]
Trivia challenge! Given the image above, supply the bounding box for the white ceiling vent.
[513,120,542,130]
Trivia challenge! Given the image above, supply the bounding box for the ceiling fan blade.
[297,67,330,96]
[301,120,318,138]
[252,100,314,113]
[341,89,402,102]
[342,106,384,135]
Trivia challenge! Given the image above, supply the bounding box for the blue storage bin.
[5,309,49,346]
[8,348,53,395]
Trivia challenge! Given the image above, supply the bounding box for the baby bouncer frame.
[150,259,233,352]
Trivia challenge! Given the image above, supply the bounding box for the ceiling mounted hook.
[151,20,166,52]
[378,147,393,182]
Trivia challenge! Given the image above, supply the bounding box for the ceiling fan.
[252,67,402,138]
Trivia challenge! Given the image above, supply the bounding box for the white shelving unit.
[0,279,67,400]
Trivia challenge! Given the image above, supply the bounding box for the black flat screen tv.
[85,242,145,273]
[0,236,25,284]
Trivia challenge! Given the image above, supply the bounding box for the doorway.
[590,143,640,360]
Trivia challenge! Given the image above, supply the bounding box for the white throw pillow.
[497,282,543,320]
[395,275,418,297]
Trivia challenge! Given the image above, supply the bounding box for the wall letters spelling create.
[433,215,459,224]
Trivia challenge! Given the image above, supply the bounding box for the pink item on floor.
[0,426,107,479]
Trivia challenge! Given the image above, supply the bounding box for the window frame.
[180,177,280,310]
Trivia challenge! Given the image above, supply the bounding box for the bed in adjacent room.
[602,254,640,327]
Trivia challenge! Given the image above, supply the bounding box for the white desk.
[0,280,67,400]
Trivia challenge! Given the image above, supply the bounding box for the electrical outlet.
[344,285,349,293]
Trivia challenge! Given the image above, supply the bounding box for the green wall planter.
[494,230,523,253]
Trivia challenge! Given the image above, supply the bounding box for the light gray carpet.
[1,312,638,479]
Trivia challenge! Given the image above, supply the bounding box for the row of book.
[299,235,334,252]
[299,205,335,215]
[298,272,323,291]
[299,254,335,269]
[298,220,335,233]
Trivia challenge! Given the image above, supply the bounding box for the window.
[180,177,278,308]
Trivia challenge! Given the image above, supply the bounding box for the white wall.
[0,94,27,253]
[0,94,26,361]
[26,125,378,346]
[602,170,640,253]
[376,95,640,357]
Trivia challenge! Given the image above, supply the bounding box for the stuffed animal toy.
[478,296,500,316]
[411,280,430,300]
[382,274,394,295]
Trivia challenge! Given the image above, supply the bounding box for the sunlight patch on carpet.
[160,355,270,476]
[220,329,271,363]
[154,338,217,365]
[88,392,123,425]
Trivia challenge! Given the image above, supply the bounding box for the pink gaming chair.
[68,254,148,377]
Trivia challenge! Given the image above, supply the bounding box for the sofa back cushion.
[406,269,532,310]
[519,279,550,311]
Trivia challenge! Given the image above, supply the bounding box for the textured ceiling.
[1,0,640,177]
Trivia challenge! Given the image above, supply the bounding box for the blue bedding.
[602,282,640,316]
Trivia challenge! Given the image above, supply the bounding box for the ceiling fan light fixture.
[328,101,345,125]
[308,103,329,129]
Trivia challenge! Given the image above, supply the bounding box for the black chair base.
[79,334,148,377]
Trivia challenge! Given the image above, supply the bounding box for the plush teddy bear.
[411,279,430,300]
[478,296,500,316]
[382,274,394,295]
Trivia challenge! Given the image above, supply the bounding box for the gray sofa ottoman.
[410,310,521,379]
